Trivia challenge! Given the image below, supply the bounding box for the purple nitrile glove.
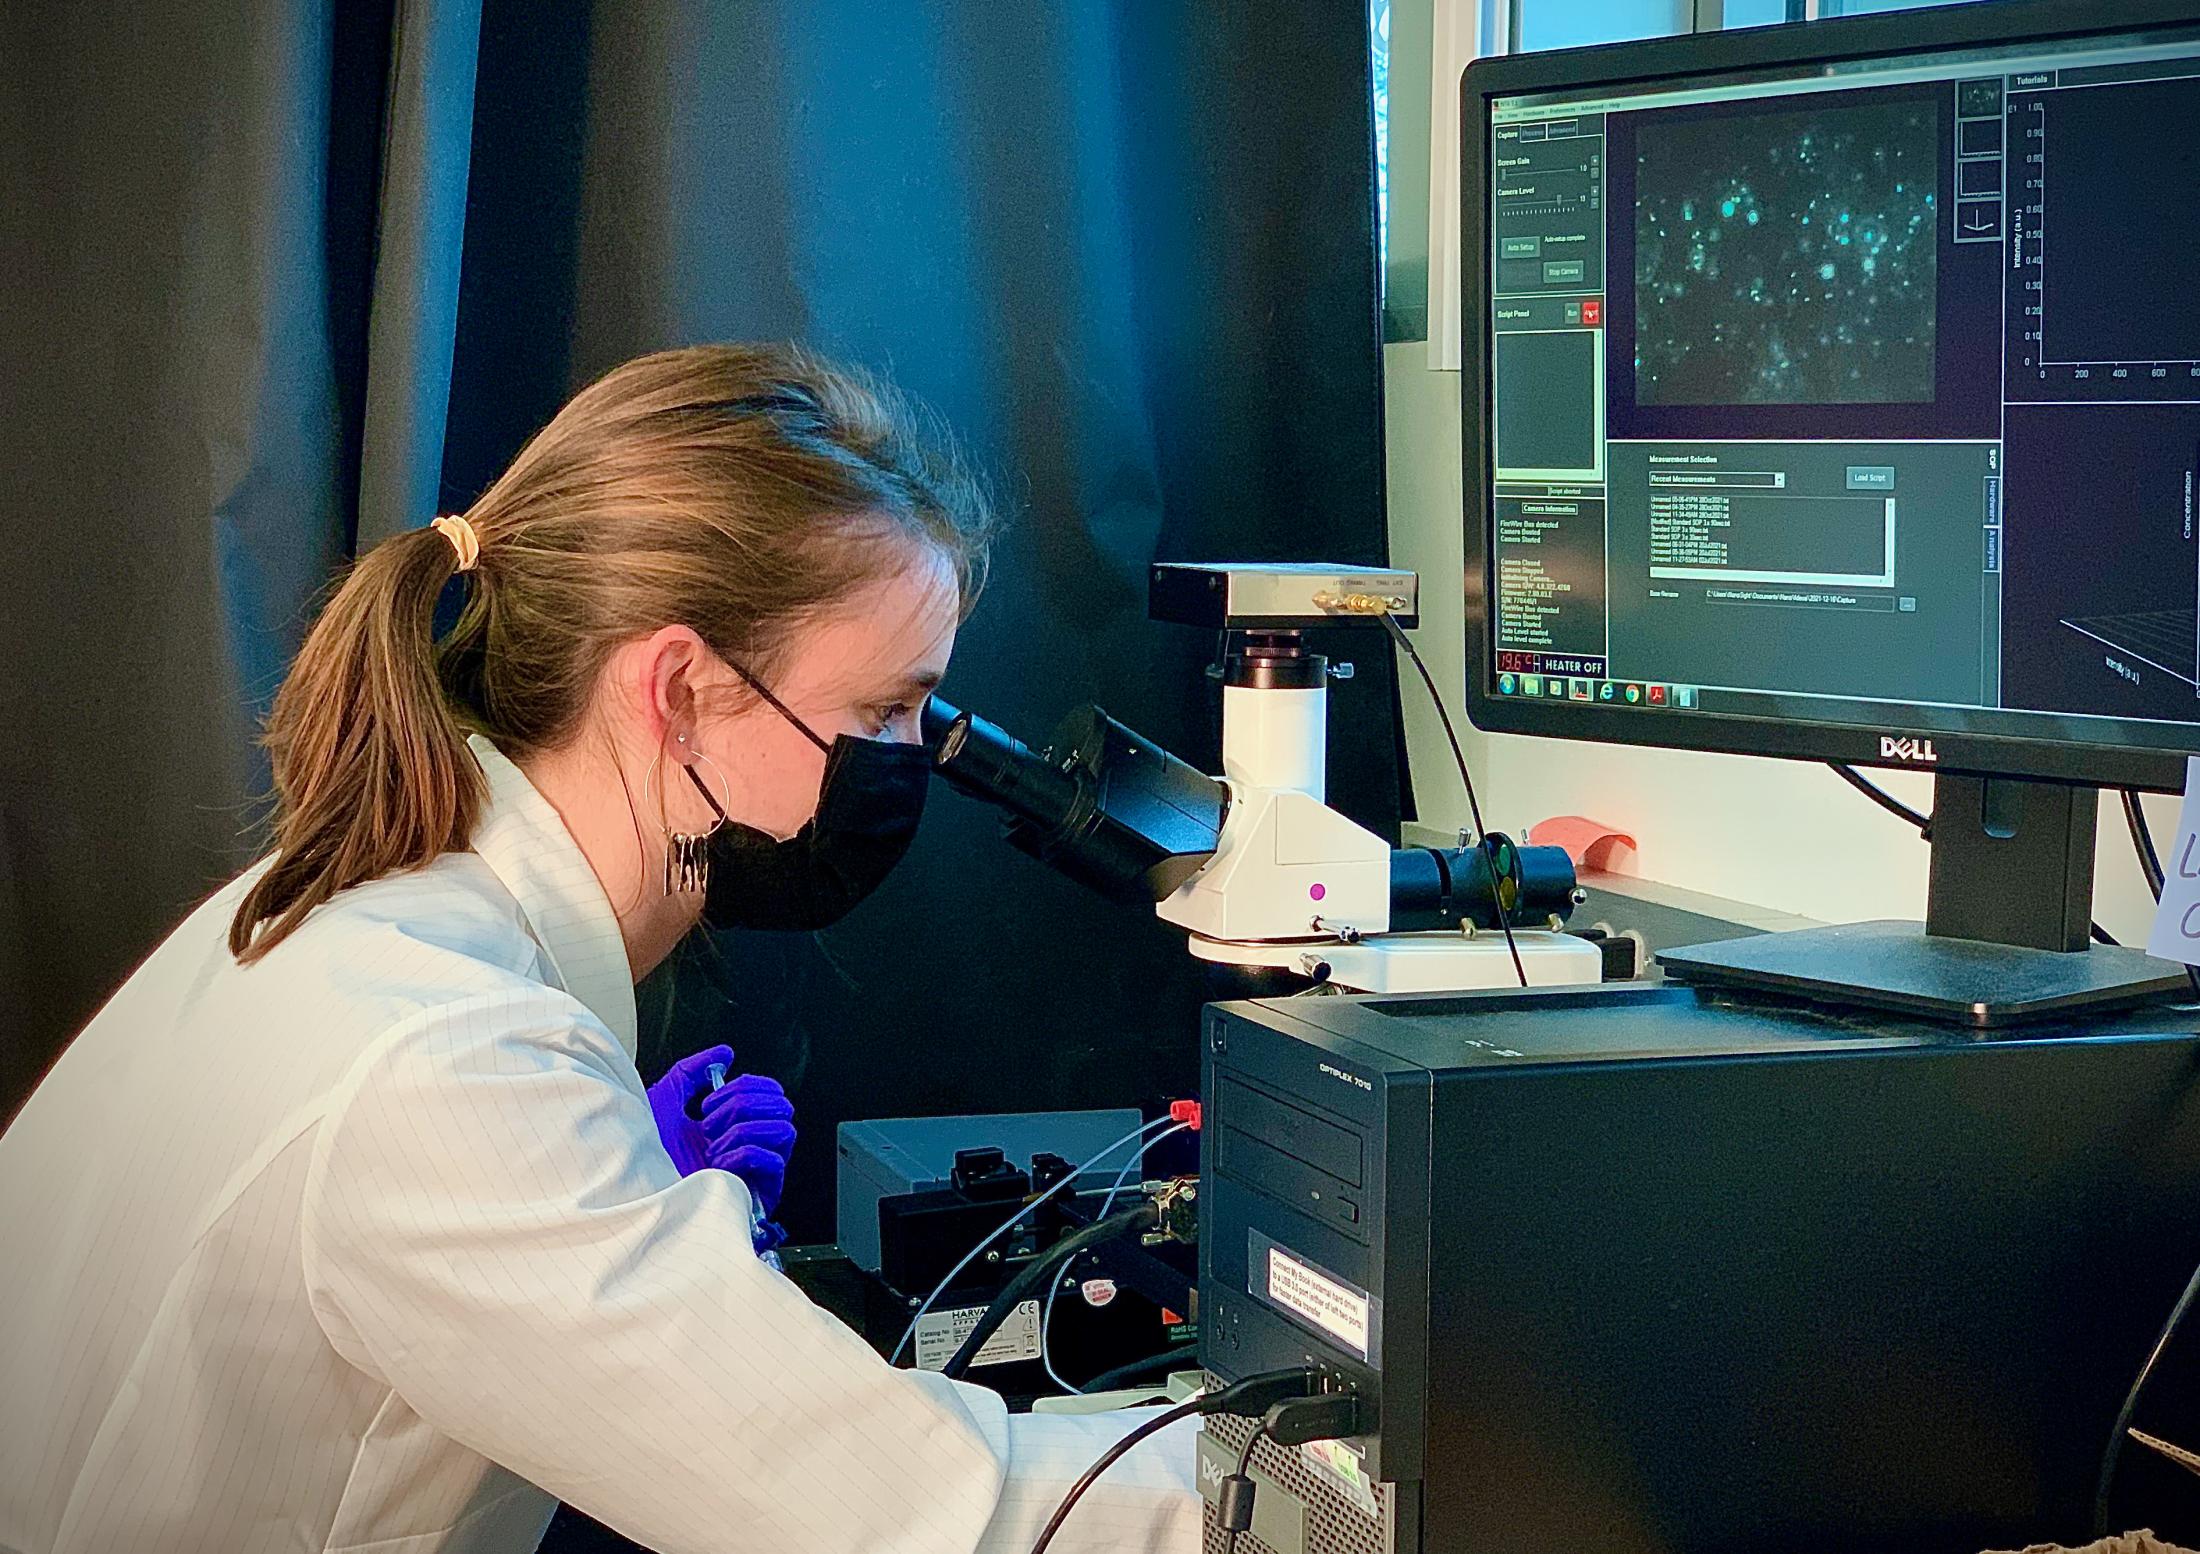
[645,1045,733,1178]
[698,1072,797,1219]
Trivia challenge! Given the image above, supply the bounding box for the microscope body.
[928,564,1603,994]
[1155,600,1601,991]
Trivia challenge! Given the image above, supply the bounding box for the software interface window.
[1486,32,2200,742]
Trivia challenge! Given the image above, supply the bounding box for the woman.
[0,346,1197,1554]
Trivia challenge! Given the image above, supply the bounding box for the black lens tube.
[927,700,1084,832]
[1390,836,1577,932]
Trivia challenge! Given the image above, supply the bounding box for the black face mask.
[691,667,932,932]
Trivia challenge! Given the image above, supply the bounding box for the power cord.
[1024,1368,1344,1554]
[892,1116,1175,1366]
[1377,612,1528,988]
[943,1201,1160,1379]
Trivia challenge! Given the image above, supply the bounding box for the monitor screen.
[1466,6,2200,785]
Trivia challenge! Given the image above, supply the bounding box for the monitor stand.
[1657,774,2193,1029]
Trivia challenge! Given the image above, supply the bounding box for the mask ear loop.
[724,659,834,755]
[682,761,729,823]
[643,732,734,895]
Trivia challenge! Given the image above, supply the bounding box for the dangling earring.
[643,731,732,896]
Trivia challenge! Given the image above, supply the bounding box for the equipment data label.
[912,1300,1042,1372]
[1250,1229,1377,1361]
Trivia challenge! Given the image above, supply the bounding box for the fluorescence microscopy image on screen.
[1634,96,1938,407]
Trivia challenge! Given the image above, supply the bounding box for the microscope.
[923,563,1602,994]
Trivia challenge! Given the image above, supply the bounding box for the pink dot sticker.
[1309,883,1327,902]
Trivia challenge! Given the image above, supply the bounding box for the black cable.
[1830,762,2133,950]
[942,1202,1158,1379]
[2125,788,2168,897]
[1380,613,1527,987]
[1025,1368,1324,1554]
[1079,1347,1195,1396]
[1829,761,1929,835]
[1218,1423,1271,1554]
[1026,1397,1204,1554]
[2095,1257,2200,1536]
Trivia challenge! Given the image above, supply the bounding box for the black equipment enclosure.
[1196,985,2200,1552]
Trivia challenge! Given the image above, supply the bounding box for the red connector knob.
[1169,1098,1202,1131]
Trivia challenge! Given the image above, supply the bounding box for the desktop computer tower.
[1196,986,2200,1553]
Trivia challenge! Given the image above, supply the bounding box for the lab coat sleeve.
[298,986,1200,1554]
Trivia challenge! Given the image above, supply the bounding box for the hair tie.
[430,514,481,572]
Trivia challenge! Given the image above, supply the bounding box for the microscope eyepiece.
[921,697,1225,904]
[925,699,1083,831]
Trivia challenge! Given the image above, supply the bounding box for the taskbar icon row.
[1497,673,1698,710]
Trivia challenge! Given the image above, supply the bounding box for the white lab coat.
[0,736,1199,1554]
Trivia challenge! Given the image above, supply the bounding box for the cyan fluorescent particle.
[1632,98,1935,406]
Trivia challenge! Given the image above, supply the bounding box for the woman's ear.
[633,625,712,754]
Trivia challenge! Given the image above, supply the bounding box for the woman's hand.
[642,1044,734,1177]
[700,1071,797,1218]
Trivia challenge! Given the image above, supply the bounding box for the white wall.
[1382,341,2179,944]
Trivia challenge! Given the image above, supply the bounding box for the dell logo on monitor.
[1880,735,1939,764]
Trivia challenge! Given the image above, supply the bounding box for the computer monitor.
[1459,0,2200,1024]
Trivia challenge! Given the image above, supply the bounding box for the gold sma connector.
[1311,591,1410,617]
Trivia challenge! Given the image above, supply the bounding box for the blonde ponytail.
[229,524,484,961]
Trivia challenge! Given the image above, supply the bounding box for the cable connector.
[1310,591,1408,616]
[1198,1366,1321,1418]
[1261,1390,1368,1446]
[1150,1177,1198,1243]
[1168,1098,1202,1130]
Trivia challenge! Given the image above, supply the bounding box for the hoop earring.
[642,736,733,897]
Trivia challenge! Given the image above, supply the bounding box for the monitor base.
[1658,919,2193,1030]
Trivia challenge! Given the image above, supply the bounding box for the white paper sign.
[2147,757,2200,966]
[1266,1246,1371,1358]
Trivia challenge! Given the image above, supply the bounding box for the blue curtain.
[1,0,1399,1298]
[0,0,397,1101]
